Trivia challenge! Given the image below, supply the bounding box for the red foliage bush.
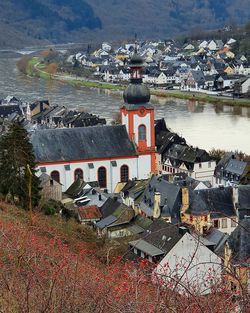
[0,211,247,313]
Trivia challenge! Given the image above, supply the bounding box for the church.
[31,54,156,192]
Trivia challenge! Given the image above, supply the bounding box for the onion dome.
[123,84,150,104]
[129,53,144,68]
[123,53,151,105]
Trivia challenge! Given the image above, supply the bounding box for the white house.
[207,40,217,51]
[153,232,222,295]
[163,158,216,185]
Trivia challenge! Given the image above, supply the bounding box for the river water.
[0,57,250,153]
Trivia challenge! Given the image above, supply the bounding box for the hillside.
[0,202,242,312]
[0,0,250,48]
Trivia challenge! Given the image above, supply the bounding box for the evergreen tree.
[0,122,40,208]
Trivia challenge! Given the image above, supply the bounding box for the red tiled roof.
[78,205,102,220]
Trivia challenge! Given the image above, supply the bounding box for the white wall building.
[32,53,156,193]
[154,232,222,295]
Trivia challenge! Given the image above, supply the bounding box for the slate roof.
[205,228,229,254]
[31,125,137,163]
[96,215,117,229]
[129,239,165,257]
[188,187,235,218]
[131,220,182,255]
[139,175,181,220]
[238,185,250,220]
[166,144,211,164]
[224,159,247,176]
[100,197,121,218]
[0,104,23,118]
[227,218,250,265]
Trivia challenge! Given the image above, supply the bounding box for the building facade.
[32,53,156,192]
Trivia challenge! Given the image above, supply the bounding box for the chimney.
[98,194,102,201]
[232,186,239,215]
[181,187,189,215]
[153,191,161,219]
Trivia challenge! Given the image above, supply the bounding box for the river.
[0,57,250,154]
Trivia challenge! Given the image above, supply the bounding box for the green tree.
[0,122,40,208]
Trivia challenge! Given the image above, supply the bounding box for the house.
[120,179,149,211]
[39,173,62,201]
[161,144,216,184]
[153,231,222,295]
[224,218,250,294]
[128,220,222,295]
[215,74,242,90]
[128,220,182,262]
[185,70,205,90]
[204,75,216,90]
[184,44,195,51]
[207,40,217,51]
[0,104,23,119]
[96,202,135,238]
[31,54,157,193]
[214,153,250,186]
[30,100,50,117]
[237,63,250,76]
[138,175,182,223]
[158,69,176,85]
[62,111,106,128]
[180,186,238,235]
[199,40,208,49]
[234,77,250,96]
[77,205,102,224]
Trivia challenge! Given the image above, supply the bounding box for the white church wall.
[133,113,151,147]
[121,112,129,132]
[138,154,152,179]
[37,156,141,193]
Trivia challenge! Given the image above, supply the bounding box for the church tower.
[120,53,156,174]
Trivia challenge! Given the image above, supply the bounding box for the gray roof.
[227,218,250,265]
[129,239,165,257]
[225,159,247,176]
[188,187,235,218]
[31,125,137,163]
[139,175,181,220]
[96,215,117,229]
[238,185,250,220]
[139,220,182,254]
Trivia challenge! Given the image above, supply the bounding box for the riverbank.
[26,57,250,107]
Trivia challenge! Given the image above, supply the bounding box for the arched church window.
[138,125,146,141]
[51,170,60,183]
[74,168,83,181]
[98,167,107,188]
[120,165,129,182]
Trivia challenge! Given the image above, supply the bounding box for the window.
[138,125,146,141]
[199,163,202,169]
[222,218,227,229]
[231,218,237,228]
[51,171,60,183]
[74,168,83,181]
[120,165,129,182]
[98,167,107,188]
[214,219,219,228]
